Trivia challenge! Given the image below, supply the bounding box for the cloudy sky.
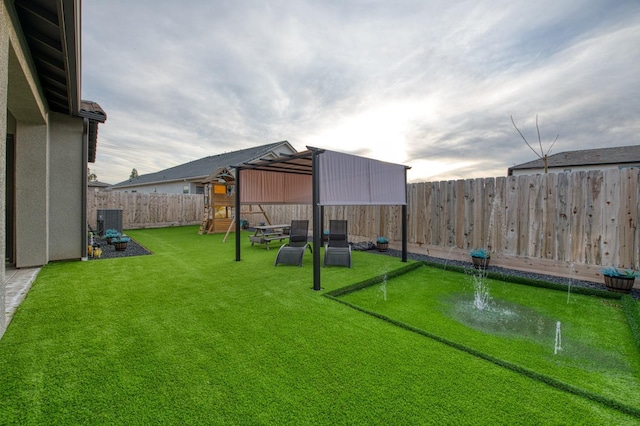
[81,0,640,184]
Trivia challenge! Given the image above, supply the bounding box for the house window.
[183,185,189,194]
[563,169,572,173]
[196,186,204,195]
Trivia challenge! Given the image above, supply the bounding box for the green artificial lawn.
[0,226,639,424]
[337,265,640,414]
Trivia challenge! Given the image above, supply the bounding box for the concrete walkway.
[4,266,41,328]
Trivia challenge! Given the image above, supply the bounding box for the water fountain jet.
[379,273,388,301]
[554,321,563,355]
[473,274,492,311]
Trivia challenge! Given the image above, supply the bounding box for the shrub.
[104,229,121,239]
[469,248,489,259]
[601,267,639,278]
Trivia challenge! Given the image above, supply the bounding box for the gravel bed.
[370,247,640,300]
[89,236,152,260]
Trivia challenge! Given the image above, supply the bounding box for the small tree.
[511,115,559,173]
[87,167,97,182]
[130,168,139,179]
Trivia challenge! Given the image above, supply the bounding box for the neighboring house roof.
[508,145,640,175]
[88,180,111,188]
[111,141,296,189]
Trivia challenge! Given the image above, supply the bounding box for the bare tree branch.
[511,115,541,158]
[511,114,560,174]
[535,114,544,157]
[547,134,559,156]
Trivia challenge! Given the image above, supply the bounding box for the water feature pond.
[336,264,640,412]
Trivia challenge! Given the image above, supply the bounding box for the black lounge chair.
[323,220,351,268]
[274,220,311,267]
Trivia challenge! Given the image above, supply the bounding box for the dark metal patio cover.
[234,146,409,291]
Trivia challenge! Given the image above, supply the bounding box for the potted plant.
[104,229,120,244]
[91,243,102,258]
[470,248,490,270]
[601,267,638,294]
[112,236,130,251]
[376,236,389,252]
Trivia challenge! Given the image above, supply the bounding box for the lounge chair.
[274,220,311,267]
[323,220,351,268]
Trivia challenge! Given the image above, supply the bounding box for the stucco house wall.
[14,121,49,267]
[49,113,85,261]
[5,2,49,268]
[0,2,6,335]
[1,0,54,333]
[1,1,105,338]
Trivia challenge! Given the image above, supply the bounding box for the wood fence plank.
[438,181,449,246]
[430,182,441,245]
[463,179,473,249]
[464,179,482,250]
[516,175,530,256]
[635,169,640,270]
[585,170,603,265]
[527,174,543,258]
[556,173,572,261]
[444,180,456,246]
[407,183,417,244]
[541,173,555,259]
[619,168,637,268]
[493,177,506,252]
[471,178,484,248]
[482,178,500,252]
[571,171,587,264]
[602,169,620,266]
[424,182,433,245]
[455,180,465,249]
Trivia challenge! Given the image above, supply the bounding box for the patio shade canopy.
[239,148,407,206]
[234,146,409,291]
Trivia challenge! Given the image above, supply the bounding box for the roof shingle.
[111,141,294,188]
[509,145,640,172]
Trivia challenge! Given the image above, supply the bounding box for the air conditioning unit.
[97,209,123,236]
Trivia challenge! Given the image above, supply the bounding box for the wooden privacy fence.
[89,168,640,270]
[88,192,204,230]
[262,168,640,270]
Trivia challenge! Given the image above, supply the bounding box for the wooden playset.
[198,167,270,236]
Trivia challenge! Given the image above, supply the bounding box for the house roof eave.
[14,0,80,116]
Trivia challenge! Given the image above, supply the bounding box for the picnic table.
[249,224,290,250]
